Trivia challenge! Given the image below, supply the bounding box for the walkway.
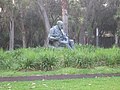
[0,73,120,82]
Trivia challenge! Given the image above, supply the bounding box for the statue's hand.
[49,36,60,40]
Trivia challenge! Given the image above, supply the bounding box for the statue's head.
[57,20,63,30]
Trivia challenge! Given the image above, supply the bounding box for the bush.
[0,49,12,70]
[0,45,120,71]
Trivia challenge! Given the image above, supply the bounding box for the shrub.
[0,45,120,71]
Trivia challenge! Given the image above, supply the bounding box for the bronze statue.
[48,20,74,49]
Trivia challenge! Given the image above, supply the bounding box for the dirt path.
[0,73,120,82]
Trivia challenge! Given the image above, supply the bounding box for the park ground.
[0,77,120,90]
[0,66,120,90]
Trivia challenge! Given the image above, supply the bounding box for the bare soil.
[0,73,120,82]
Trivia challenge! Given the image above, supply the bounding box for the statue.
[48,20,74,49]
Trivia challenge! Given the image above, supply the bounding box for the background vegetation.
[0,45,119,71]
[0,0,120,50]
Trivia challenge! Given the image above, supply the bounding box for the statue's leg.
[65,43,73,49]
[53,41,60,47]
[69,39,74,49]
[49,39,60,48]
[59,39,74,49]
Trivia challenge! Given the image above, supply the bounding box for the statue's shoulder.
[50,25,58,31]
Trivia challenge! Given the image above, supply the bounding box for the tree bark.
[9,11,14,50]
[36,0,50,47]
[61,0,68,34]
[79,24,85,44]
[20,6,26,48]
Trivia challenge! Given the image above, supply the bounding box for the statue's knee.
[70,39,74,44]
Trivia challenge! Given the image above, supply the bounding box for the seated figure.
[48,20,74,49]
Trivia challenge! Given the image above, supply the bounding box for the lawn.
[0,77,120,90]
[0,66,120,77]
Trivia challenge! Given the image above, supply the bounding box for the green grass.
[0,77,120,90]
[0,45,120,71]
[0,66,120,77]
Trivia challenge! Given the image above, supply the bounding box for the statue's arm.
[48,29,60,40]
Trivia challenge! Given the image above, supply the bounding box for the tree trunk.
[61,0,68,34]
[9,12,14,50]
[20,7,26,48]
[79,0,95,45]
[79,24,85,44]
[115,34,118,45]
[22,28,26,48]
[36,0,50,47]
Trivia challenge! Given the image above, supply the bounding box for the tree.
[36,0,50,47]
[114,1,120,46]
[0,0,120,49]
[61,0,68,34]
[17,0,30,48]
[68,0,83,43]
[44,0,62,26]
[9,0,15,50]
[79,0,119,46]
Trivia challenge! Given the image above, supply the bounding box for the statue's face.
[58,23,63,29]
[57,21,63,30]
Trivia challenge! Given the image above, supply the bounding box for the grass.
[0,66,120,77]
[0,77,120,90]
[0,45,120,71]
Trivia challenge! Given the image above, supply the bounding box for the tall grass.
[0,45,120,71]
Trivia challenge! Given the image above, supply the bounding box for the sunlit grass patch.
[0,66,120,77]
[0,77,120,90]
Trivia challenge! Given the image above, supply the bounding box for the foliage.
[0,0,120,49]
[0,45,120,71]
